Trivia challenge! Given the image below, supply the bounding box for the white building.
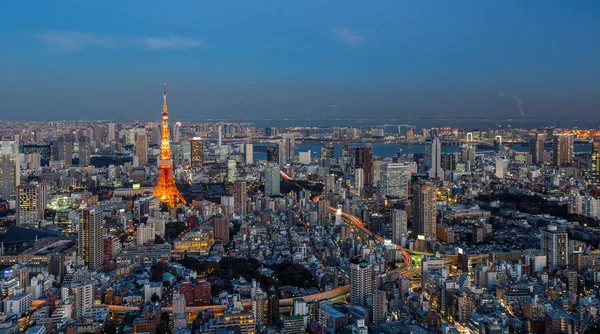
[4,292,32,317]
[380,163,409,198]
[299,150,311,164]
[137,223,155,245]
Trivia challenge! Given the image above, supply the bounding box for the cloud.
[37,31,118,54]
[331,26,365,47]
[37,30,202,53]
[139,35,202,50]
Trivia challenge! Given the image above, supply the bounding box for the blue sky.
[1,1,599,121]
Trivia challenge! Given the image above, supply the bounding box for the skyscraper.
[264,164,281,197]
[392,209,408,246]
[57,133,73,166]
[495,158,508,178]
[17,183,48,226]
[72,281,94,319]
[78,208,103,271]
[541,225,568,271]
[592,140,600,183]
[320,146,334,161]
[227,159,237,183]
[529,133,546,164]
[107,123,116,142]
[135,132,148,166]
[372,290,388,325]
[78,135,91,166]
[190,137,204,168]
[380,163,409,198]
[0,139,19,201]
[354,168,364,192]
[355,147,373,187]
[350,258,372,306]
[426,137,444,179]
[552,133,574,166]
[278,134,295,165]
[234,180,247,215]
[245,143,254,164]
[412,182,437,239]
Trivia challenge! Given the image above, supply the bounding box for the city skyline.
[1,1,600,121]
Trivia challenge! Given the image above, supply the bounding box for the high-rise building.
[440,152,459,171]
[213,216,230,244]
[355,147,373,187]
[541,225,568,271]
[137,223,155,245]
[20,144,53,166]
[372,290,388,325]
[495,158,508,178]
[245,143,254,165]
[349,258,372,307]
[17,183,49,226]
[412,182,437,239]
[552,133,574,166]
[173,293,187,330]
[72,281,94,319]
[79,208,103,271]
[278,134,295,165]
[0,140,19,201]
[227,159,237,183]
[392,209,408,246]
[153,85,186,208]
[341,145,356,173]
[320,146,334,161]
[135,132,148,166]
[252,291,266,324]
[264,164,280,197]
[380,163,409,198]
[57,133,73,166]
[190,137,204,168]
[268,290,280,325]
[426,137,444,179]
[592,140,600,183]
[78,135,91,166]
[107,123,116,142]
[354,168,364,192]
[529,133,546,164]
[234,180,247,215]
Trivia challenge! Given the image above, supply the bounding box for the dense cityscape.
[0,84,598,334]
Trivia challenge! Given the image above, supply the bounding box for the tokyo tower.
[153,84,186,208]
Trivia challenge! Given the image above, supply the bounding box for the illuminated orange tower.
[153,84,186,208]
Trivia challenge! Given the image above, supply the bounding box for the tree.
[151,293,160,303]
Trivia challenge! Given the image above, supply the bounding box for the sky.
[1,1,599,122]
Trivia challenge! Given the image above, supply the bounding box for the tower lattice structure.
[153,84,186,208]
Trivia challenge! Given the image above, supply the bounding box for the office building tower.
[325,174,336,194]
[278,134,294,165]
[495,158,508,178]
[137,223,155,245]
[57,134,73,166]
[440,152,459,171]
[298,150,311,164]
[227,159,237,183]
[354,168,364,192]
[355,147,373,187]
[268,290,280,325]
[264,164,280,197]
[380,163,409,198]
[493,135,503,152]
[190,137,204,168]
[593,140,600,183]
[245,143,254,164]
[107,123,116,142]
[412,182,437,239]
[552,133,574,166]
[134,132,148,166]
[372,290,388,325]
[213,216,230,244]
[0,140,19,201]
[529,133,546,164]
[17,183,49,226]
[392,209,408,246]
[341,145,356,172]
[350,258,372,307]
[320,146,334,161]
[541,225,568,271]
[234,180,247,215]
[79,209,103,271]
[78,135,91,166]
[426,137,444,179]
